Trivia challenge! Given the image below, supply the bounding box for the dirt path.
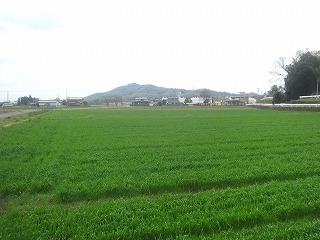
[0,109,39,118]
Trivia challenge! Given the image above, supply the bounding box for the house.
[166,97,185,105]
[67,97,84,106]
[1,102,14,107]
[224,94,249,105]
[131,97,150,106]
[229,95,249,103]
[166,97,179,105]
[190,97,205,105]
[38,100,59,107]
[150,98,169,106]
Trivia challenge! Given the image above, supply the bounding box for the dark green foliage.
[269,85,285,103]
[278,50,320,101]
[286,51,320,100]
[17,95,38,105]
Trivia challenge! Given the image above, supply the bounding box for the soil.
[0,109,39,118]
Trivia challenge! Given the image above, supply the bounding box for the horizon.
[1,82,262,102]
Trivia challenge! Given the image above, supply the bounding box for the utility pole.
[316,67,320,98]
[66,89,68,106]
[316,78,319,108]
[7,90,9,102]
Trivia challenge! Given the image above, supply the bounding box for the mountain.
[85,83,231,103]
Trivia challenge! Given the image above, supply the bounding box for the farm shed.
[1,102,14,107]
[67,97,84,106]
[38,100,59,107]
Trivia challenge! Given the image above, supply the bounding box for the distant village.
[130,92,259,106]
[2,91,320,108]
[0,92,270,108]
[0,97,86,108]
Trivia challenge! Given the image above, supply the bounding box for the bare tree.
[270,50,320,100]
[199,89,212,105]
[270,50,313,85]
[269,56,289,85]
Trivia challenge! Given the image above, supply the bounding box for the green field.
[1,108,320,239]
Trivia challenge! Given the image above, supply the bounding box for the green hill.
[85,83,230,103]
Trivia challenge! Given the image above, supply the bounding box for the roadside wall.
[248,104,320,112]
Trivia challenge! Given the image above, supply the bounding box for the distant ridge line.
[85,83,231,102]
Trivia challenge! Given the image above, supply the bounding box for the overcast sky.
[1,0,320,101]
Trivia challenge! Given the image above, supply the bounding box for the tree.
[101,96,110,106]
[271,50,320,101]
[17,95,38,105]
[112,95,123,106]
[184,97,191,104]
[285,51,320,100]
[313,66,320,95]
[269,85,285,104]
[200,88,212,104]
[270,56,289,85]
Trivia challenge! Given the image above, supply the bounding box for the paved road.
[0,109,39,118]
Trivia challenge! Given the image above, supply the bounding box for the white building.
[248,97,257,104]
[38,100,59,107]
[2,102,14,107]
[190,97,204,105]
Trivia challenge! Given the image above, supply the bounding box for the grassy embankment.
[0,109,51,128]
[292,98,320,104]
[1,108,320,239]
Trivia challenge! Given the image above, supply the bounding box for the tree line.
[17,95,39,105]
